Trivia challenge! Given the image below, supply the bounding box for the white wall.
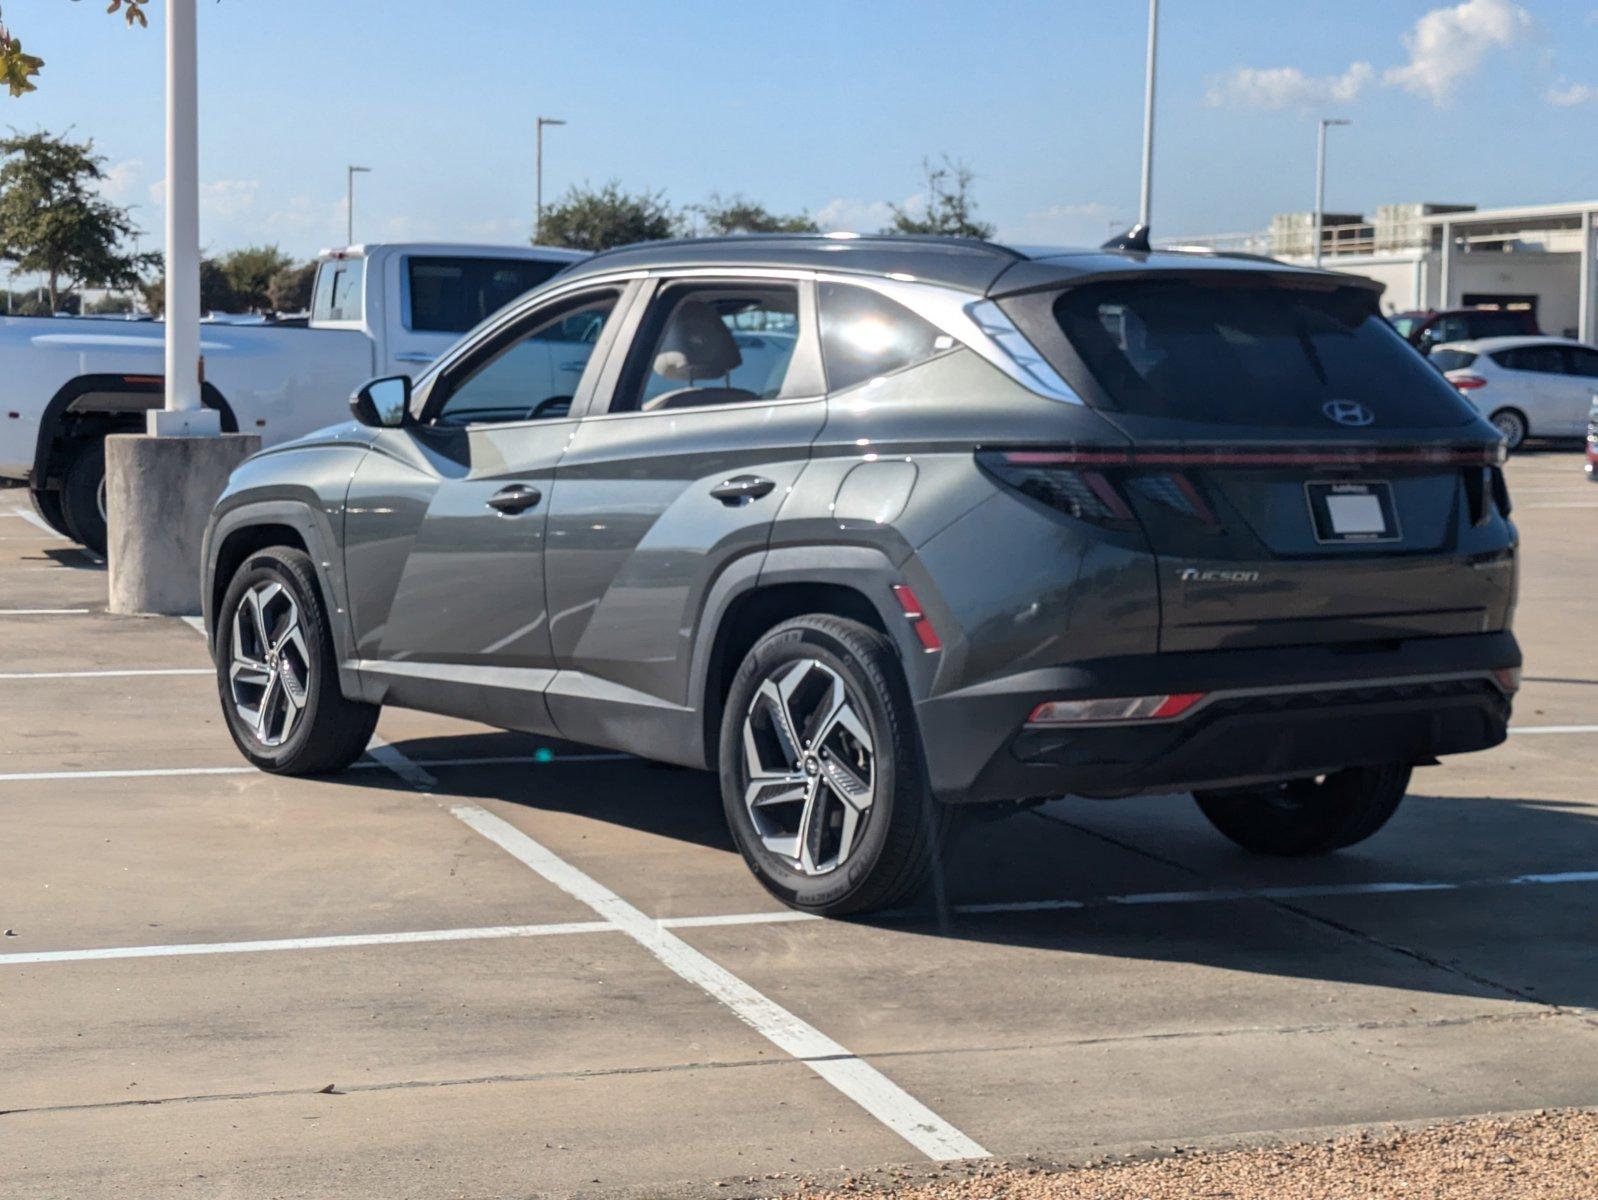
[1451,252,1581,336]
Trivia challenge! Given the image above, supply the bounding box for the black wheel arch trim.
[32,374,238,488]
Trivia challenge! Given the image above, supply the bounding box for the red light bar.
[991,444,1504,468]
[891,584,942,652]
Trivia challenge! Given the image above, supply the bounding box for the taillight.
[1450,374,1489,391]
[975,450,1133,525]
[1028,692,1207,725]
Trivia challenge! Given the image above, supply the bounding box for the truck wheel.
[216,545,380,775]
[1193,764,1412,856]
[27,487,73,539]
[60,441,108,555]
[718,615,950,916]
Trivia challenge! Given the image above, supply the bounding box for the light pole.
[346,165,371,247]
[535,116,566,243]
[161,0,203,425]
[1314,118,1351,268]
[1138,0,1159,235]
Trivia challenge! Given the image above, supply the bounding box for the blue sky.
[4,0,1598,260]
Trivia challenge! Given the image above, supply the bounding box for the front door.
[344,284,631,731]
[542,275,826,760]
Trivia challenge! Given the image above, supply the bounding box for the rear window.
[407,256,569,334]
[311,258,364,323]
[1051,280,1472,428]
[1428,349,1478,372]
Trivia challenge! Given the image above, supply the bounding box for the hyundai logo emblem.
[1322,400,1375,427]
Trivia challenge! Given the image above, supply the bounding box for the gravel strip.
[762,1109,1597,1200]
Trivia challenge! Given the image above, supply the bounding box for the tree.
[219,244,293,312]
[2,1,147,97]
[691,194,817,236]
[0,131,153,311]
[883,155,995,240]
[267,261,317,314]
[140,257,240,317]
[537,181,677,252]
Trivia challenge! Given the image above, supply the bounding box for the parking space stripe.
[1509,724,1598,735]
[447,800,989,1162]
[657,910,823,929]
[0,668,211,680]
[0,753,628,784]
[0,608,90,615]
[0,765,253,783]
[4,506,67,538]
[0,921,616,966]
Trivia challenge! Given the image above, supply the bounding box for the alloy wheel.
[229,581,311,747]
[741,658,876,875]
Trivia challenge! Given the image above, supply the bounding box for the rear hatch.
[999,270,1515,652]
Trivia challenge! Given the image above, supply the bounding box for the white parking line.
[0,752,631,784]
[4,506,67,538]
[0,608,90,616]
[0,668,212,680]
[0,920,615,966]
[1510,724,1598,735]
[1521,502,1598,509]
[448,800,990,1162]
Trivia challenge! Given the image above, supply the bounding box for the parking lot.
[2,451,1595,1198]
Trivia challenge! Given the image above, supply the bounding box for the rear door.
[1015,275,1514,652]
[1557,347,1598,435]
[1491,344,1569,436]
[542,272,826,758]
[384,254,573,375]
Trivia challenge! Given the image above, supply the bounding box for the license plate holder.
[1305,480,1401,543]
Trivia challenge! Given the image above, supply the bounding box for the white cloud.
[1000,202,1120,247]
[1547,79,1598,106]
[1384,0,1532,105]
[1209,0,1531,112]
[147,177,263,220]
[99,159,143,203]
[1207,62,1375,110]
[813,196,899,233]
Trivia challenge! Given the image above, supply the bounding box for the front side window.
[408,256,570,334]
[1051,279,1473,428]
[311,259,365,323]
[433,291,618,427]
[818,282,954,393]
[613,283,801,413]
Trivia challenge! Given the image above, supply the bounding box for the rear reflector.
[1027,692,1206,725]
[891,584,942,652]
[1492,667,1521,694]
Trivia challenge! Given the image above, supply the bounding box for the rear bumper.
[917,631,1518,802]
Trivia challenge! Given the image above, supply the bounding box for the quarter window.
[1428,349,1478,372]
[613,283,801,413]
[433,291,618,427]
[818,283,954,393]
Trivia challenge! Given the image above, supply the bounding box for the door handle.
[709,475,776,505]
[486,484,543,515]
[394,351,436,364]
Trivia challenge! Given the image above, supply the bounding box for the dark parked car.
[1391,306,1540,351]
[202,235,1521,915]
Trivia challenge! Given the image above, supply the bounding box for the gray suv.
[202,235,1520,915]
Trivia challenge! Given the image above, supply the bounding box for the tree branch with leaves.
[2,0,149,98]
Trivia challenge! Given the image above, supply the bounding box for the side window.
[1428,349,1477,372]
[1494,345,1564,374]
[1567,347,1598,378]
[1433,316,1470,344]
[407,256,569,334]
[818,283,955,393]
[311,259,364,323]
[614,283,801,413]
[433,291,618,427]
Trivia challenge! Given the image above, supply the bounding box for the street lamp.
[1313,118,1351,268]
[346,164,372,247]
[535,116,566,244]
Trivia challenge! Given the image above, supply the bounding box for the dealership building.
[1176,200,1598,343]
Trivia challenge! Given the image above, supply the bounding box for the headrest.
[652,300,742,380]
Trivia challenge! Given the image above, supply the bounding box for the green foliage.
[883,156,994,240]
[139,257,243,317]
[86,290,137,314]
[692,193,817,236]
[219,244,294,312]
[267,261,317,314]
[537,181,677,252]
[0,130,153,311]
[2,1,149,97]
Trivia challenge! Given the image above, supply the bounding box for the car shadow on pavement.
[350,730,1598,1010]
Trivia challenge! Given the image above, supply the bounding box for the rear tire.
[1194,764,1412,856]
[216,545,379,775]
[27,487,72,539]
[718,615,950,916]
[1489,408,1528,453]
[60,441,107,555]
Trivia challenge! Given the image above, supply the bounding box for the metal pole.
[534,116,565,244]
[163,0,200,416]
[346,165,371,247]
[1138,0,1158,231]
[1314,118,1350,269]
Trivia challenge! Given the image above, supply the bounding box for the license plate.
[1305,481,1401,543]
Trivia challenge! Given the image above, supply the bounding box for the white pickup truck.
[0,241,586,552]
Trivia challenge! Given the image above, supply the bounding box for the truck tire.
[1193,764,1412,856]
[28,487,73,540]
[60,441,107,556]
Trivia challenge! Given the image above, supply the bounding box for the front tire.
[60,440,107,555]
[1194,764,1412,856]
[216,545,379,775]
[718,615,949,916]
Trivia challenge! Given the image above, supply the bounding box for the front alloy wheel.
[229,581,311,747]
[742,659,876,876]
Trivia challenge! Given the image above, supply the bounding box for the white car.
[0,241,586,552]
[1431,335,1598,451]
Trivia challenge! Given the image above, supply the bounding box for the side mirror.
[350,375,412,428]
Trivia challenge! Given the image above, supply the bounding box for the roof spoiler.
[1101,223,1151,253]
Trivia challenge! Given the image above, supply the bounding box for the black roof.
[555,233,1364,298]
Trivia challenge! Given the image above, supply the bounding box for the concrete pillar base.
[106,432,261,616]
